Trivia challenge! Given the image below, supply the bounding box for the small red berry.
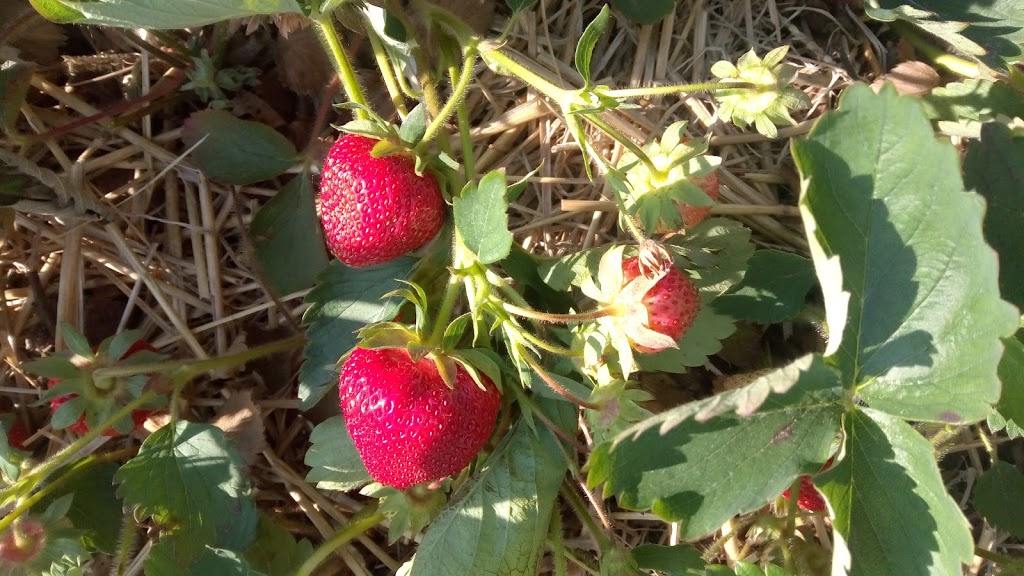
[4,421,29,450]
[621,257,701,353]
[782,458,835,512]
[339,347,501,489]
[0,518,46,566]
[319,134,446,268]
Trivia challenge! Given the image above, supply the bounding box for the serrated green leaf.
[248,174,329,296]
[304,415,372,491]
[33,463,122,555]
[453,170,514,265]
[792,84,1018,423]
[115,422,258,565]
[922,79,1024,122]
[46,0,303,29]
[964,122,1024,310]
[631,543,704,576]
[182,110,298,186]
[410,400,574,576]
[146,542,267,576]
[973,460,1024,537]
[636,302,736,373]
[713,250,815,324]
[575,5,611,87]
[588,355,843,539]
[866,1,1024,70]
[244,514,314,576]
[399,103,428,145]
[669,217,755,297]
[609,0,675,24]
[818,409,973,576]
[300,257,416,409]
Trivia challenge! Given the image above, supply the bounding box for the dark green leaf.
[575,5,611,87]
[505,0,537,12]
[410,400,574,576]
[964,122,1024,310]
[304,415,371,491]
[248,174,329,296]
[0,60,32,136]
[631,543,704,576]
[588,355,843,539]
[994,336,1024,435]
[792,84,1018,423]
[399,103,428,145]
[452,170,514,265]
[866,1,1024,70]
[818,409,973,576]
[609,0,676,24]
[115,422,259,565]
[973,460,1024,537]
[922,79,1024,122]
[668,217,755,297]
[500,246,575,313]
[146,543,267,576]
[34,463,122,555]
[714,250,815,324]
[182,110,297,186]
[21,356,79,380]
[60,322,92,358]
[44,0,303,29]
[50,396,86,430]
[300,258,415,409]
[244,514,314,576]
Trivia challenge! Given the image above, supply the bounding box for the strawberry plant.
[2,0,1024,575]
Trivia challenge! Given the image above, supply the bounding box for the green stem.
[560,484,613,553]
[417,51,478,152]
[92,336,304,381]
[549,505,568,576]
[782,478,801,574]
[890,20,980,78]
[502,301,613,324]
[517,329,581,357]
[606,172,649,243]
[974,547,1021,566]
[428,276,464,346]
[603,81,754,99]
[584,113,661,176]
[113,511,139,576]
[457,100,475,179]
[977,424,998,461]
[293,506,386,576]
[521,353,599,410]
[312,16,370,118]
[562,546,600,576]
[366,27,409,118]
[479,48,570,103]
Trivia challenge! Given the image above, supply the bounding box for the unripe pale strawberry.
[678,171,719,228]
[621,257,701,353]
[338,347,501,489]
[319,134,445,268]
[0,518,46,566]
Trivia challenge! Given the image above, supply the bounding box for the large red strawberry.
[338,347,501,489]
[49,340,156,437]
[678,171,719,228]
[319,134,446,268]
[621,257,700,353]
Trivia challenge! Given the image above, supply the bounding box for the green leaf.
[500,245,575,313]
[668,217,755,297]
[922,79,1024,122]
[28,0,85,23]
[21,355,79,380]
[504,0,537,12]
[994,336,1024,433]
[631,543,704,576]
[45,0,303,29]
[713,250,815,323]
[409,400,574,576]
[609,0,676,24]
[304,415,372,491]
[244,514,314,576]
[146,543,267,576]
[0,60,32,137]
[588,355,843,539]
[792,84,1018,423]
[452,170,514,265]
[964,122,1024,310]
[973,460,1024,538]
[115,422,259,565]
[248,174,329,296]
[866,0,1024,70]
[182,110,298,186]
[300,257,415,409]
[399,103,428,145]
[574,5,611,87]
[818,409,973,576]
[636,302,736,373]
[60,322,92,358]
[34,463,122,555]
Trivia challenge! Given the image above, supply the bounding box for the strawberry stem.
[549,503,569,576]
[427,275,464,347]
[312,16,370,119]
[294,505,386,576]
[501,301,613,324]
[365,27,409,119]
[520,353,599,410]
[559,483,614,553]
[91,336,303,380]
[603,81,755,99]
[416,50,477,152]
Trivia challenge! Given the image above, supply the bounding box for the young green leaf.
[818,409,974,576]
[588,355,843,539]
[399,103,428,145]
[182,110,298,186]
[115,422,259,565]
[33,463,122,555]
[409,400,575,576]
[713,249,816,324]
[244,514,314,576]
[574,5,611,87]
[304,415,372,491]
[792,84,1018,424]
[610,0,676,25]
[300,257,416,409]
[963,122,1024,311]
[38,0,303,29]
[452,170,514,265]
[248,174,329,296]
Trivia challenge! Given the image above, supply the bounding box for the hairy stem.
[312,16,370,118]
[521,353,599,410]
[365,27,409,118]
[294,506,386,576]
[603,81,753,99]
[417,51,477,151]
[502,301,612,324]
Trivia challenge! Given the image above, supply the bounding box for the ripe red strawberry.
[621,257,700,353]
[338,347,501,489]
[0,517,46,565]
[4,421,30,450]
[782,458,834,512]
[49,340,156,437]
[679,171,719,228]
[319,134,446,268]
